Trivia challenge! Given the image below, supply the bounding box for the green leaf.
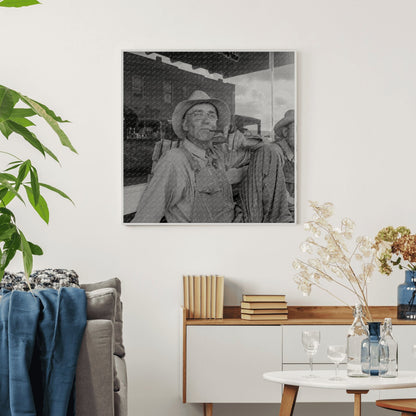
[24,185,49,223]
[30,166,40,206]
[0,173,18,182]
[0,223,15,240]
[4,231,20,251]
[0,247,17,272]
[0,120,13,138]
[0,178,26,206]
[30,100,69,123]
[10,108,36,118]
[39,182,74,204]
[0,0,41,7]
[9,116,35,127]
[0,207,15,221]
[41,144,60,163]
[4,166,18,172]
[19,231,33,278]
[0,214,11,225]
[28,242,43,255]
[6,120,45,156]
[0,188,8,200]
[0,86,18,122]
[7,160,22,167]
[15,160,30,191]
[0,230,20,271]
[18,94,76,153]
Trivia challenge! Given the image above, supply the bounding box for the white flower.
[300,241,312,254]
[342,217,355,231]
[292,260,302,270]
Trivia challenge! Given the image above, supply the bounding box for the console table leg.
[346,390,369,416]
[204,403,213,416]
[279,384,299,416]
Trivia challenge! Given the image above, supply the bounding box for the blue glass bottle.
[361,321,381,376]
[397,271,416,320]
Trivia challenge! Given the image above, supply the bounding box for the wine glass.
[302,330,320,377]
[327,345,346,381]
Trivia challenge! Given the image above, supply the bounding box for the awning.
[150,52,294,78]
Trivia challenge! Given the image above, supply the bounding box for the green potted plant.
[0,0,76,281]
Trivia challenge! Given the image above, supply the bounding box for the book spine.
[206,275,212,318]
[201,275,206,319]
[183,275,189,318]
[216,275,224,319]
[194,275,201,319]
[189,276,194,319]
[211,275,217,319]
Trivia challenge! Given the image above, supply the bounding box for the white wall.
[2,0,416,415]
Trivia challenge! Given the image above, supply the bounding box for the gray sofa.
[76,278,127,416]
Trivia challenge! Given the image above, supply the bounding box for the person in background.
[274,109,295,217]
[133,91,292,223]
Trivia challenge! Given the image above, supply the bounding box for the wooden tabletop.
[263,370,416,390]
[185,306,416,325]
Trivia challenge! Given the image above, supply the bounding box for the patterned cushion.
[0,269,80,291]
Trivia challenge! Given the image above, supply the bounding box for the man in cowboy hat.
[133,91,292,223]
[133,90,235,223]
[274,109,295,216]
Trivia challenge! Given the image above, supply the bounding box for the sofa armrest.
[114,356,128,416]
[76,319,114,416]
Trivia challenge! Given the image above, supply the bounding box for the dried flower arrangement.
[374,226,416,275]
[293,201,376,320]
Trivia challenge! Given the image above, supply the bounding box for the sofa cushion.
[81,278,125,357]
[85,288,117,321]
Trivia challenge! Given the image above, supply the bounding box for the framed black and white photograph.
[123,51,296,224]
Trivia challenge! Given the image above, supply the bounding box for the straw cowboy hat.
[274,109,294,139]
[172,90,231,140]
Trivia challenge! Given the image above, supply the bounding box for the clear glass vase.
[347,304,370,377]
[397,271,416,320]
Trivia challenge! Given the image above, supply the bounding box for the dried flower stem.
[294,202,376,322]
[320,222,372,320]
[297,259,356,294]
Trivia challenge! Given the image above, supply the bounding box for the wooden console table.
[182,306,416,416]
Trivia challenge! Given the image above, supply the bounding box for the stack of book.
[183,275,224,319]
[240,294,288,320]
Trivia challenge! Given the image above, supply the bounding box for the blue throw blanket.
[0,287,86,416]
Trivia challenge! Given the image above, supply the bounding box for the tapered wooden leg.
[204,403,213,416]
[279,384,299,416]
[402,413,416,416]
[347,390,369,416]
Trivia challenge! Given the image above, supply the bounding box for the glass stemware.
[302,330,320,377]
[327,345,347,380]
